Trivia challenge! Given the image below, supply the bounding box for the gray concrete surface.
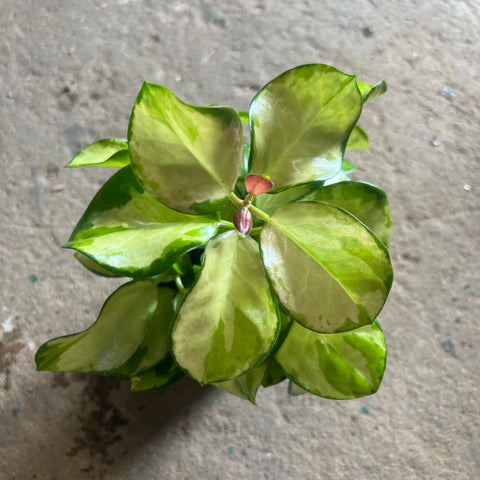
[1,1,479,479]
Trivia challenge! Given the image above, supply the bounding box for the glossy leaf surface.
[307,181,392,246]
[36,280,158,372]
[171,231,279,383]
[74,252,122,277]
[128,82,243,213]
[276,321,386,399]
[215,361,268,404]
[261,202,393,333]
[67,138,130,168]
[109,287,176,376]
[254,183,317,216]
[249,64,362,191]
[65,167,220,277]
[346,126,369,150]
[357,80,387,103]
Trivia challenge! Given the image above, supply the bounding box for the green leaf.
[74,252,123,277]
[130,357,184,391]
[307,181,392,246]
[260,202,393,333]
[249,64,363,191]
[171,231,279,383]
[67,138,130,168]
[254,183,318,216]
[35,280,158,372]
[65,167,220,277]
[346,126,369,150]
[276,321,387,399]
[357,80,387,103]
[215,361,268,404]
[128,82,243,214]
[238,111,249,124]
[108,287,176,376]
[261,357,286,388]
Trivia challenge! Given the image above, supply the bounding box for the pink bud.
[233,208,253,236]
[245,174,274,196]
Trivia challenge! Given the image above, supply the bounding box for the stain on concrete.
[0,330,25,390]
[66,375,129,467]
[29,274,39,283]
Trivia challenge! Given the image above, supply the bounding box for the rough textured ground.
[1,1,479,479]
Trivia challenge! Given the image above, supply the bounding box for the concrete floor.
[1,1,479,478]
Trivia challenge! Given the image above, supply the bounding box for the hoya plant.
[36,64,393,403]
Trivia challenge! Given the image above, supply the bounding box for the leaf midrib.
[147,85,232,193]
[258,75,358,179]
[268,211,364,317]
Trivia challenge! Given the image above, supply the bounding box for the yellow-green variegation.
[248,64,363,191]
[37,63,393,404]
[171,231,279,384]
[67,138,130,168]
[306,181,392,246]
[65,167,220,277]
[35,280,158,372]
[276,321,387,399]
[128,82,243,214]
[261,202,393,333]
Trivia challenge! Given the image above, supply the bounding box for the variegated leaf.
[128,82,243,214]
[277,321,387,399]
[35,280,158,372]
[306,181,392,246]
[171,231,279,384]
[64,167,220,277]
[260,202,393,333]
[67,138,130,168]
[357,80,387,103]
[109,287,176,376]
[249,64,363,191]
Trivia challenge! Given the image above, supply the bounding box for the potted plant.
[36,64,393,403]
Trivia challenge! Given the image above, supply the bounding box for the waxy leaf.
[307,181,392,246]
[346,125,369,150]
[74,252,122,277]
[67,138,130,168]
[131,357,184,391]
[276,321,386,399]
[249,64,363,191]
[109,287,176,376]
[128,82,243,214]
[35,280,158,372]
[357,80,387,103]
[261,202,393,333]
[65,167,220,277]
[254,183,317,216]
[215,361,268,404]
[171,231,279,383]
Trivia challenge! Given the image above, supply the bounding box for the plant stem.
[175,275,186,293]
[229,191,271,223]
[229,191,243,208]
[249,204,271,223]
